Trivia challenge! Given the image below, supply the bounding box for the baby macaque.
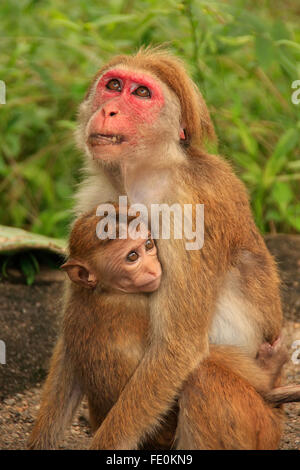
[61,213,161,294]
[28,205,299,450]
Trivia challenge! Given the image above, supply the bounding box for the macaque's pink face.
[102,235,162,293]
[86,68,165,160]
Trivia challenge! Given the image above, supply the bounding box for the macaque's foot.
[256,336,288,372]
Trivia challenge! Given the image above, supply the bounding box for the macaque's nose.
[147,261,162,280]
[101,101,119,118]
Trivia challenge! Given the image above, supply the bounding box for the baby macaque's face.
[62,231,162,294]
[100,234,162,293]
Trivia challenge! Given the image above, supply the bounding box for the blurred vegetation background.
[0,0,300,240]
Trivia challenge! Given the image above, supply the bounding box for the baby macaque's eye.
[106,79,122,92]
[145,239,154,251]
[127,251,139,262]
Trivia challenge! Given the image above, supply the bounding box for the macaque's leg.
[140,406,178,450]
[88,400,104,434]
[255,338,300,405]
[87,389,178,450]
[256,336,288,387]
[27,338,83,449]
[176,346,283,450]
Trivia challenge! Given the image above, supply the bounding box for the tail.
[265,385,300,405]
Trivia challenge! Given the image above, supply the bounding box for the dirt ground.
[0,234,299,450]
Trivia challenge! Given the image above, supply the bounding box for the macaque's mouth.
[88,133,125,146]
[139,276,161,291]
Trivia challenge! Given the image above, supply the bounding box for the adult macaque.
[72,49,286,449]
[28,48,298,450]
[28,208,300,450]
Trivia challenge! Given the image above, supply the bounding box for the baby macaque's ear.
[60,259,97,288]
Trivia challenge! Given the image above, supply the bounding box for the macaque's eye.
[145,239,154,251]
[106,79,122,92]
[133,86,151,98]
[127,251,139,262]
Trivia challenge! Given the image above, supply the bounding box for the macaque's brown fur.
[28,48,299,450]
[177,348,283,450]
[28,209,297,450]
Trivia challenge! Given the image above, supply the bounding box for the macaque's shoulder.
[185,149,250,204]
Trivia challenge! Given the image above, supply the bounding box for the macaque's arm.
[28,337,83,449]
[90,237,216,450]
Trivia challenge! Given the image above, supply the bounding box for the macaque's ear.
[60,259,97,288]
[180,127,186,140]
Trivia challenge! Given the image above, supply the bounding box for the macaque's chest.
[209,270,262,356]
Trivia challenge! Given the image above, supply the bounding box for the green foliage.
[0,250,62,285]
[0,0,299,235]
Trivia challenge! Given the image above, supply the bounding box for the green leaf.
[218,35,253,47]
[28,252,40,274]
[277,49,298,78]
[271,21,291,41]
[1,257,9,278]
[263,128,299,187]
[265,209,282,223]
[276,39,300,53]
[270,181,293,212]
[286,205,300,231]
[232,151,261,180]
[19,253,36,286]
[287,160,300,170]
[255,35,275,68]
[236,122,258,157]
[90,14,137,28]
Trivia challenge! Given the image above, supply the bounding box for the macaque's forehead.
[127,221,149,240]
[103,234,151,257]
